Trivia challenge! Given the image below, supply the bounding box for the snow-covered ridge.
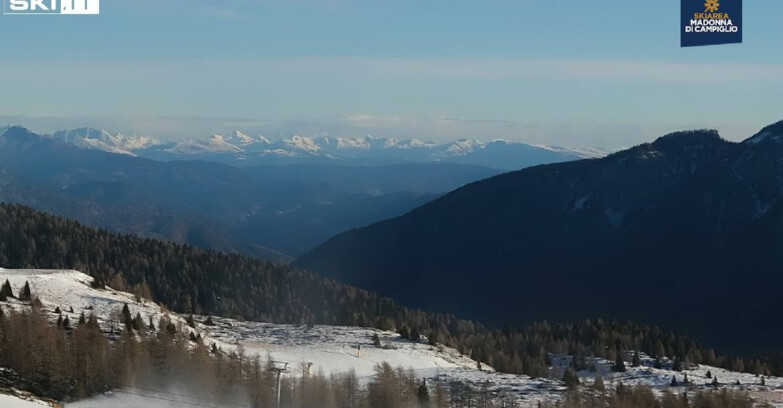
[32,126,609,167]
[52,128,159,157]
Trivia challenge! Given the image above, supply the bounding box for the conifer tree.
[670,375,678,386]
[672,356,682,372]
[632,351,641,367]
[19,281,31,301]
[562,367,580,389]
[417,379,430,407]
[133,313,144,332]
[613,353,626,372]
[428,331,439,346]
[593,373,605,392]
[398,326,410,340]
[121,303,133,331]
[0,279,13,300]
[409,326,421,342]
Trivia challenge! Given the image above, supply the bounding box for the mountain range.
[296,119,783,353]
[45,127,605,169]
[0,126,505,258]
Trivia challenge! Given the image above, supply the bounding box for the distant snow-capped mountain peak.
[166,134,244,155]
[52,128,159,156]
[223,130,272,146]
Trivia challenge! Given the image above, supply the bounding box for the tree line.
[0,300,764,408]
[0,203,778,378]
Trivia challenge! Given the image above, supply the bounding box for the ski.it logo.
[4,0,99,15]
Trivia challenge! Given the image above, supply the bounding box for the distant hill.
[296,120,783,353]
[0,126,499,257]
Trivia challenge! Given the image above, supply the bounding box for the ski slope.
[2,268,783,407]
[0,392,51,408]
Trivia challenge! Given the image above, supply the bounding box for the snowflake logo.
[704,0,720,12]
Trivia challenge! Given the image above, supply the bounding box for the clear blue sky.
[1,0,782,147]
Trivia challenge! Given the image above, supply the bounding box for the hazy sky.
[1,0,782,147]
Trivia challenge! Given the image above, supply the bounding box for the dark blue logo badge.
[681,0,742,47]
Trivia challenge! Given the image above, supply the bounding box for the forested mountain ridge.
[0,203,775,377]
[296,121,783,353]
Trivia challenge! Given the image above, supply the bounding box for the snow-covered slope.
[165,134,244,155]
[0,392,51,408]
[52,128,158,157]
[2,268,782,406]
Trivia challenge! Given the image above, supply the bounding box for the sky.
[0,0,782,147]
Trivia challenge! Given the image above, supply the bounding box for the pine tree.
[670,375,678,387]
[186,314,196,328]
[133,313,144,332]
[562,367,580,389]
[706,370,712,378]
[632,351,641,367]
[417,380,430,407]
[409,326,421,342]
[19,281,31,301]
[372,333,382,348]
[672,356,682,372]
[593,373,605,392]
[398,326,410,340]
[654,358,663,369]
[204,315,215,326]
[712,376,719,386]
[121,303,132,330]
[0,279,13,300]
[761,376,766,386]
[613,353,626,372]
[428,331,439,346]
[683,373,689,384]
